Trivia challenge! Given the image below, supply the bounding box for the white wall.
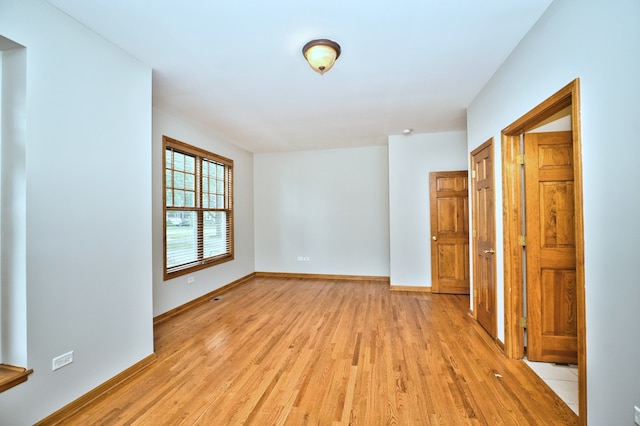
[0,0,154,424]
[152,108,255,316]
[254,146,389,277]
[466,0,640,423]
[388,131,468,287]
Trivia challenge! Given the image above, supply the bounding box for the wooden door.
[524,131,578,364]
[429,171,469,294]
[471,140,497,338]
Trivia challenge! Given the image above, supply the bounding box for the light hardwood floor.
[55,277,576,425]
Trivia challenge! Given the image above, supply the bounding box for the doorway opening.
[501,79,586,423]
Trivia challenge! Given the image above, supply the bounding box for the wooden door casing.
[471,140,497,338]
[501,79,586,423]
[524,131,578,364]
[430,171,470,294]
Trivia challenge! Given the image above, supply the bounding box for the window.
[0,38,32,391]
[163,136,234,279]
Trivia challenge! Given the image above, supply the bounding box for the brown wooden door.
[524,131,578,364]
[471,141,497,338]
[429,171,469,294]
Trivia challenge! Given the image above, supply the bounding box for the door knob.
[483,248,496,254]
[432,235,437,241]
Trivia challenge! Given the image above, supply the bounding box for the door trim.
[501,79,586,423]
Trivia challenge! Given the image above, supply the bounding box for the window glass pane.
[185,173,195,191]
[165,150,173,168]
[202,177,209,194]
[166,189,173,207]
[185,155,195,173]
[216,179,224,194]
[203,194,210,208]
[174,190,185,207]
[166,211,198,268]
[166,170,173,188]
[174,171,185,189]
[174,152,185,171]
[217,164,224,180]
[204,211,227,258]
[185,191,195,207]
[217,195,224,207]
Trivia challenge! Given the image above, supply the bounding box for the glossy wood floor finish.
[60,277,576,425]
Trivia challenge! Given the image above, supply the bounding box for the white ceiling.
[46,0,553,153]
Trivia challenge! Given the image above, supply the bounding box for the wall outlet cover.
[52,351,74,371]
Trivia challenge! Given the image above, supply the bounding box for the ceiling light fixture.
[402,128,413,135]
[302,39,341,75]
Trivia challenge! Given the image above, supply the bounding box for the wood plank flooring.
[56,277,577,425]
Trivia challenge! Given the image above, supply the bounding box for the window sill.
[0,364,33,393]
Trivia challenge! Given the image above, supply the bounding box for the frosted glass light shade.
[302,39,341,75]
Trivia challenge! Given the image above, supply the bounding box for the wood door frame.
[471,138,497,339]
[501,79,586,423]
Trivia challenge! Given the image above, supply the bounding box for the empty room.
[1,0,639,425]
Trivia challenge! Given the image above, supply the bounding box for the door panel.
[525,131,578,364]
[430,171,469,294]
[471,141,496,338]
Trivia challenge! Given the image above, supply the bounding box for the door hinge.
[518,235,527,246]
[519,317,528,328]
[516,154,525,165]
[472,229,477,238]
[470,169,476,179]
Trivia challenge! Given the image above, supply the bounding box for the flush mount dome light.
[302,39,341,75]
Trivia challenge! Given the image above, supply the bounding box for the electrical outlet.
[52,351,74,371]
[634,405,640,425]
[187,276,195,284]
